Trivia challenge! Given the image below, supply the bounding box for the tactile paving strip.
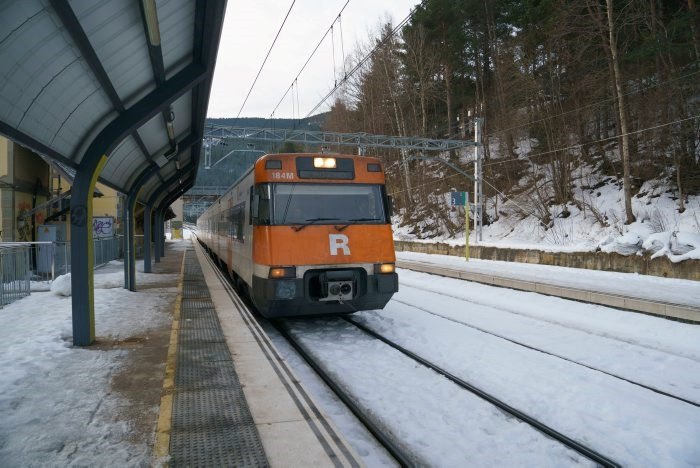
[170,248,268,467]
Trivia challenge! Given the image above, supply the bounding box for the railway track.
[197,241,404,466]
[278,315,621,468]
[400,279,700,364]
[199,241,620,466]
[393,284,700,409]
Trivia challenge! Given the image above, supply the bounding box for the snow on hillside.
[393,173,700,262]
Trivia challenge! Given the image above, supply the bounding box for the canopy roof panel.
[0,0,226,204]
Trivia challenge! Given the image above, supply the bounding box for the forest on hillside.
[323,0,699,249]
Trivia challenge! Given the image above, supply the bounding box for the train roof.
[254,153,385,184]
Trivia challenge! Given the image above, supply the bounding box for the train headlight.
[269,266,296,279]
[313,157,336,169]
[374,263,395,274]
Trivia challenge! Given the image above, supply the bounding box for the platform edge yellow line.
[154,248,186,464]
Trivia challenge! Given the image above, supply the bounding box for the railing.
[0,235,158,307]
[1,236,124,284]
[0,245,31,306]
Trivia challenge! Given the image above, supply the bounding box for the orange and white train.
[196,153,399,317]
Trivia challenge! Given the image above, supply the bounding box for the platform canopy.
[0,0,227,346]
[0,0,226,205]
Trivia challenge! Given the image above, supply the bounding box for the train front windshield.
[257,183,387,225]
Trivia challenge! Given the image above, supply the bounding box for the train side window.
[234,203,245,241]
[249,186,254,225]
[252,184,271,225]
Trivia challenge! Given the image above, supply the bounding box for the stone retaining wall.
[393,240,700,281]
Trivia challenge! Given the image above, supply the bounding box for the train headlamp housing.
[313,157,336,169]
[374,263,395,274]
[269,266,296,279]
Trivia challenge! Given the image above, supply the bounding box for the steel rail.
[195,238,409,467]
[391,294,700,409]
[343,317,621,468]
[194,233,617,466]
[271,319,413,467]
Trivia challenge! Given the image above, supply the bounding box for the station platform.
[157,241,362,467]
[396,251,700,323]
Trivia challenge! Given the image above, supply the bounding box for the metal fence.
[0,245,31,306]
[0,235,154,307]
[1,235,123,281]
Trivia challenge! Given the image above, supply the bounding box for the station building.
[0,135,123,242]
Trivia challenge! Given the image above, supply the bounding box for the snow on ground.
[396,251,700,308]
[392,270,700,398]
[267,262,700,465]
[44,261,179,297]
[283,317,594,467]
[351,285,700,467]
[0,259,176,465]
[262,322,399,468]
[393,176,700,261]
[395,267,700,360]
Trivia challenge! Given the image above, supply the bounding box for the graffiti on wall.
[92,216,114,238]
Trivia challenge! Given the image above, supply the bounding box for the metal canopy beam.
[50,0,165,183]
[132,132,200,202]
[204,125,477,152]
[0,121,77,169]
[70,63,207,345]
[125,158,196,289]
[147,163,196,258]
[153,176,195,261]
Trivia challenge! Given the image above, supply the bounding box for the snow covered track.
[279,316,616,466]
[358,272,700,465]
[342,317,621,467]
[272,319,411,467]
[390,295,700,408]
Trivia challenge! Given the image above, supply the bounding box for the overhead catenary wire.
[484,68,700,140]
[331,25,337,86]
[339,13,347,78]
[304,1,425,118]
[236,0,296,118]
[483,114,699,168]
[269,0,351,118]
[387,113,698,198]
[295,78,301,126]
[422,68,700,143]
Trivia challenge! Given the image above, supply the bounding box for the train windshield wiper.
[291,217,342,232]
[334,217,382,231]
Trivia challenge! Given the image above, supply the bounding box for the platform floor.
[162,241,362,467]
[168,247,267,465]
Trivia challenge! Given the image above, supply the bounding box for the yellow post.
[465,193,470,261]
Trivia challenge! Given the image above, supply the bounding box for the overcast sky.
[207,0,419,119]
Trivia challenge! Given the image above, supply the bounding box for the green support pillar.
[70,155,108,346]
[68,63,208,345]
[143,204,153,273]
[154,209,162,263]
[123,194,137,291]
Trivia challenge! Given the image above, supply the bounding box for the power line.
[387,113,698,196]
[483,114,699,168]
[269,0,351,118]
[487,68,700,139]
[236,0,296,118]
[419,68,700,143]
[304,1,424,118]
[339,13,347,78]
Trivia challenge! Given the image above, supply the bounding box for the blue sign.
[450,191,468,206]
